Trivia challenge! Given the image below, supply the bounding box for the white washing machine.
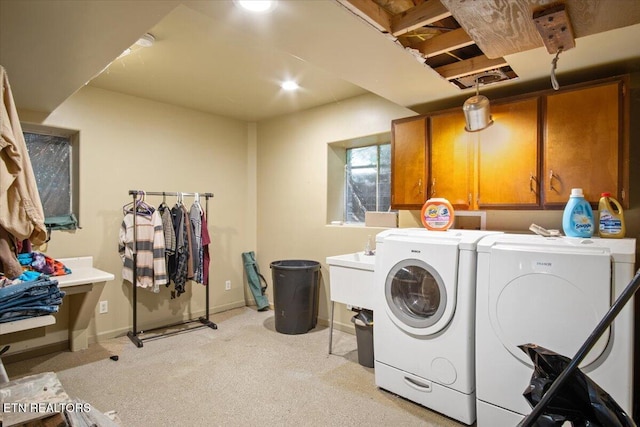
[374,228,500,425]
[475,234,636,426]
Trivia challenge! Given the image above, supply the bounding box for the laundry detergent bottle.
[598,192,625,238]
[562,188,595,238]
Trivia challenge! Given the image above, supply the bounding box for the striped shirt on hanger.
[119,210,168,292]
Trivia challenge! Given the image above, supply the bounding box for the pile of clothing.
[17,251,72,276]
[0,252,71,324]
[0,274,65,323]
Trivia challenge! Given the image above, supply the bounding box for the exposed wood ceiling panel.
[340,0,393,32]
[342,0,514,87]
[390,0,451,36]
[417,27,474,58]
[441,0,640,59]
[533,4,576,54]
[435,55,509,80]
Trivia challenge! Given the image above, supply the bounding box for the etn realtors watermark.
[3,401,91,413]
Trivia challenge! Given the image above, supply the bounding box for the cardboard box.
[365,212,398,228]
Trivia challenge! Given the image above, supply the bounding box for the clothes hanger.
[158,192,168,210]
[122,191,155,216]
[123,191,145,216]
[193,193,203,214]
[133,191,154,216]
[175,192,186,207]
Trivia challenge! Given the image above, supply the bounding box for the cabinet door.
[477,98,540,208]
[430,110,472,209]
[391,116,427,209]
[543,81,622,206]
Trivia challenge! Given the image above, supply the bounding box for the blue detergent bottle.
[562,188,595,238]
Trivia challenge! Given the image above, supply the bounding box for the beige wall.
[256,93,414,331]
[7,86,251,353]
[7,76,639,353]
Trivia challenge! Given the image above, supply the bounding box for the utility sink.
[326,251,375,310]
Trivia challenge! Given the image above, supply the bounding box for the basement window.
[346,145,390,222]
[22,124,80,233]
[327,132,391,224]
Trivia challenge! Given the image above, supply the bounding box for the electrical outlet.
[225,280,231,291]
[99,301,108,314]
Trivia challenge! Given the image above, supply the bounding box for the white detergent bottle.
[562,188,595,238]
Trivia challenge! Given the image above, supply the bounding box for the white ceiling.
[2,0,640,122]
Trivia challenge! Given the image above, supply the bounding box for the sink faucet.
[364,235,375,256]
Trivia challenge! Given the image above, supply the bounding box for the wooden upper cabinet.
[477,98,540,209]
[543,79,626,207]
[388,75,628,212]
[391,116,428,209]
[429,110,472,210]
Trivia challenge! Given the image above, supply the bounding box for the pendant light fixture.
[463,74,493,132]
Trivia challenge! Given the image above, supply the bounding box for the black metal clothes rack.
[125,190,217,348]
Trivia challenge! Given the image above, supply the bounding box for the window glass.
[24,132,71,217]
[345,144,391,223]
[22,125,79,231]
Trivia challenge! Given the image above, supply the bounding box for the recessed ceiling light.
[281,80,299,91]
[236,0,277,13]
[135,33,155,48]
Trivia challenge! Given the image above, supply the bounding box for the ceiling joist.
[339,0,393,33]
[435,55,508,80]
[417,27,474,58]
[390,0,451,36]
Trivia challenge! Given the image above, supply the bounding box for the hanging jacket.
[201,210,211,286]
[0,66,47,245]
[170,204,188,296]
[158,202,176,277]
[189,202,203,283]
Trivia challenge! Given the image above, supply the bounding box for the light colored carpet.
[5,307,466,426]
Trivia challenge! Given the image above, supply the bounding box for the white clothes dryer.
[374,228,500,425]
[475,234,636,426]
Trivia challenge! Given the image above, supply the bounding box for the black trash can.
[270,260,320,335]
[352,310,374,368]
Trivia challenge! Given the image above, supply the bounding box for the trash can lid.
[270,260,320,270]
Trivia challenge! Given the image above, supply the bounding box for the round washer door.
[385,258,450,335]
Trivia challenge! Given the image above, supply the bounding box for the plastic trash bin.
[270,260,320,335]
[352,309,374,368]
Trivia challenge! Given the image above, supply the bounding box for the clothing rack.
[126,190,217,348]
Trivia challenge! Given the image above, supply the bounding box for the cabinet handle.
[549,170,558,192]
[417,178,422,196]
[529,173,537,193]
[431,178,436,197]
